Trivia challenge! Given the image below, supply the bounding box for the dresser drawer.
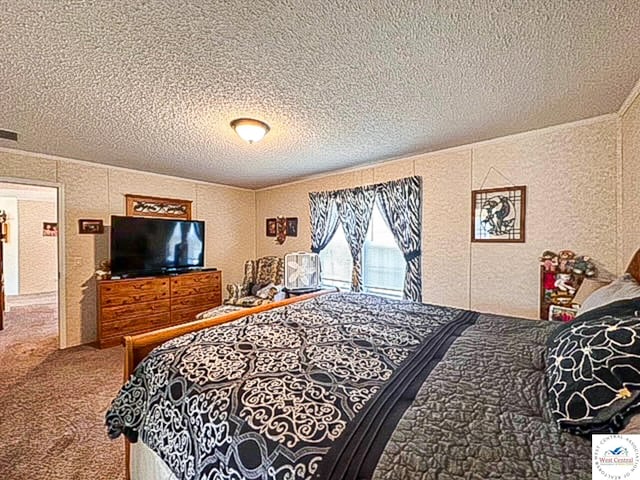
[100,312,172,338]
[100,278,170,306]
[171,292,221,311]
[101,299,171,323]
[171,272,220,297]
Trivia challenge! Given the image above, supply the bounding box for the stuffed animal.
[554,273,576,296]
[539,250,558,272]
[95,259,111,280]
[557,250,576,273]
[572,255,597,277]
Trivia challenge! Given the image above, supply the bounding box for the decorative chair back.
[255,256,284,286]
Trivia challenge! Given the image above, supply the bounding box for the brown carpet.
[0,302,126,479]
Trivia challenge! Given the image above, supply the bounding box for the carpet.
[0,302,126,479]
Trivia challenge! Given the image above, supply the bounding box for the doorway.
[0,181,62,349]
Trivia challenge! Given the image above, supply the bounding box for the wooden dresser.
[97,270,222,348]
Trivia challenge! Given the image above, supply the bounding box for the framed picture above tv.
[125,194,192,220]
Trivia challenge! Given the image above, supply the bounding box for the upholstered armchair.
[225,256,285,307]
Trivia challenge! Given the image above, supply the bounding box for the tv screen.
[110,216,205,277]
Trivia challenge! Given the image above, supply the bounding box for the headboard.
[626,248,640,283]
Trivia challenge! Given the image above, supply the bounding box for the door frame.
[0,177,67,349]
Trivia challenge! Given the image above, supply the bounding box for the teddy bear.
[557,250,576,273]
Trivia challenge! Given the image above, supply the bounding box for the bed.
[106,251,640,480]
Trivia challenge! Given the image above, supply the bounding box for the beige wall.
[256,116,619,319]
[18,199,58,295]
[621,89,640,266]
[1,152,256,347]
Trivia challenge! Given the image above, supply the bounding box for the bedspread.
[106,293,472,479]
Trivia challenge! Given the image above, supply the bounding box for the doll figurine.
[554,273,576,296]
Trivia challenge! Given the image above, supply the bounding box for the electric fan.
[284,252,321,292]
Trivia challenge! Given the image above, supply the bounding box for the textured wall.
[18,200,58,295]
[622,92,640,266]
[256,116,619,318]
[469,119,618,318]
[1,152,255,347]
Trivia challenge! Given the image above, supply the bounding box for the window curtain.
[308,191,339,253]
[376,176,422,301]
[335,186,376,292]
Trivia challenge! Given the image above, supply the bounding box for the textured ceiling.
[1,1,640,189]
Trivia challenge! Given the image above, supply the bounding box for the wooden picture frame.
[266,218,277,237]
[471,185,526,243]
[42,222,58,237]
[125,194,192,220]
[286,217,298,237]
[548,305,578,323]
[78,219,104,234]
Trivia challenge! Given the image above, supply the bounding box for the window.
[319,225,352,291]
[362,204,405,298]
[320,203,405,298]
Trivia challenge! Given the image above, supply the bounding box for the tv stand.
[97,270,222,348]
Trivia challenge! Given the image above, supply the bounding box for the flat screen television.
[110,216,205,277]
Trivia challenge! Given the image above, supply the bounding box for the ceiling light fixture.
[230,118,270,144]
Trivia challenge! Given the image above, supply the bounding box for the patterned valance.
[309,176,422,301]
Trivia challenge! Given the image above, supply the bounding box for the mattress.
[107,292,591,479]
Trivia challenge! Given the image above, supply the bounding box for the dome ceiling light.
[230,118,270,144]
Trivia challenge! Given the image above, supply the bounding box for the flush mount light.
[230,118,270,144]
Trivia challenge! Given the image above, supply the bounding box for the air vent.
[0,130,18,142]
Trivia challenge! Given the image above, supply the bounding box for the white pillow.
[579,274,640,315]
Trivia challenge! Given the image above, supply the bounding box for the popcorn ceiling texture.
[0,151,256,347]
[1,1,640,188]
[256,116,619,319]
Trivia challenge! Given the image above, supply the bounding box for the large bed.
[106,252,640,480]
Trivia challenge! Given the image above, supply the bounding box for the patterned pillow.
[546,298,640,434]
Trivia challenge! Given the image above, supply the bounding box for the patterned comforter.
[106,293,591,479]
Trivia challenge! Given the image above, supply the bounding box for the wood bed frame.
[626,248,640,283]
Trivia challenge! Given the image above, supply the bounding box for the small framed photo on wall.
[78,219,104,234]
[286,217,298,237]
[43,222,58,236]
[266,218,277,237]
[471,185,526,243]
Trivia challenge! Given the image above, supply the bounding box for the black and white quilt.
[106,293,474,479]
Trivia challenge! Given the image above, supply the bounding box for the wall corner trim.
[619,76,640,118]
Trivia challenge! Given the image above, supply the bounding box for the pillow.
[546,299,640,434]
[255,282,277,299]
[572,278,610,306]
[578,274,640,315]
